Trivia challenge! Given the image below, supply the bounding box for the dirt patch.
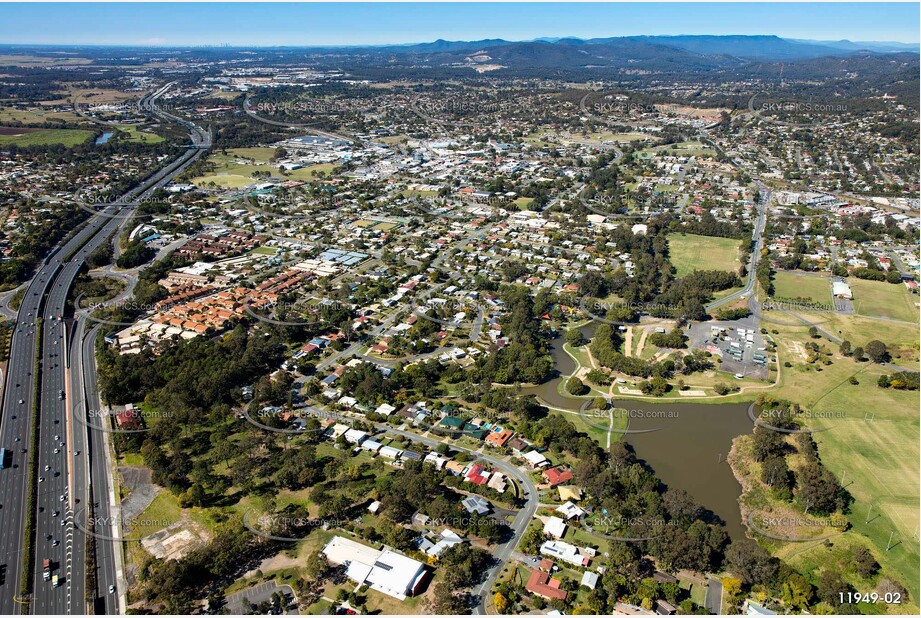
[0,126,41,136]
[141,518,209,561]
[119,466,157,522]
[245,553,301,579]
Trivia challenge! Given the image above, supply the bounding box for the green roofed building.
[439,416,466,430]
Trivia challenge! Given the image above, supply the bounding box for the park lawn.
[514,197,535,210]
[668,233,741,277]
[0,127,94,146]
[286,163,336,180]
[249,246,278,255]
[849,278,919,323]
[400,189,438,198]
[118,452,145,467]
[767,319,919,602]
[191,173,257,189]
[818,314,919,368]
[226,147,277,162]
[597,131,651,143]
[115,125,164,144]
[643,141,717,158]
[771,271,832,305]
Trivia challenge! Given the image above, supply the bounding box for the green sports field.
[850,278,919,323]
[668,233,741,277]
[772,271,832,305]
[0,127,94,147]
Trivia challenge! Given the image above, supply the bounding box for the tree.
[722,577,743,598]
[761,456,793,500]
[565,328,585,347]
[726,538,778,585]
[839,340,852,356]
[796,462,848,515]
[494,592,508,614]
[816,569,849,607]
[851,346,864,361]
[566,377,588,396]
[781,573,813,610]
[853,547,879,579]
[864,340,889,363]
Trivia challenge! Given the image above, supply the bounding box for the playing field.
[769,318,920,602]
[849,278,919,323]
[772,271,832,304]
[0,127,94,146]
[641,140,717,158]
[191,149,336,187]
[514,197,535,210]
[668,233,740,277]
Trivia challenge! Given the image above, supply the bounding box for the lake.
[524,326,753,539]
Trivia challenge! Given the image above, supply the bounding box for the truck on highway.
[42,559,51,581]
[52,574,59,588]
[0,447,6,469]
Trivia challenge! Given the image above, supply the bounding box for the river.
[523,327,752,540]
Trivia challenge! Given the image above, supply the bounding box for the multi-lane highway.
[0,83,209,615]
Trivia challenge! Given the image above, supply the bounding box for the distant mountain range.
[373,34,918,62]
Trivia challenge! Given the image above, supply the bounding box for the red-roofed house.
[542,467,574,487]
[525,570,567,601]
[485,429,514,448]
[465,464,489,486]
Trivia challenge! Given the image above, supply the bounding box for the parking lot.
[687,316,770,380]
[226,582,298,615]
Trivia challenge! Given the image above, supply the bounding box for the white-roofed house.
[322,536,429,600]
[543,516,568,539]
[555,501,586,521]
[379,445,403,459]
[522,450,549,468]
[343,428,368,444]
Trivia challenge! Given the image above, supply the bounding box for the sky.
[1,2,918,47]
